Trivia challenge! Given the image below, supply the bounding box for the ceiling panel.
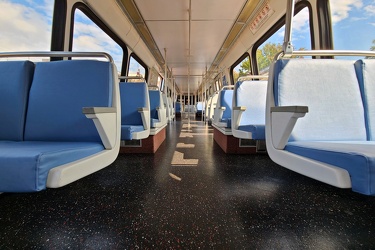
[190,20,233,64]
[135,0,189,21]
[127,0,253,94]
[145,21,188,63]
[191,0,247,20]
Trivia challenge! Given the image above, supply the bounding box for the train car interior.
[1,0,375,248]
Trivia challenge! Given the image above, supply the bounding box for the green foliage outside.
[256,43,283,73]
[366,39,375,59]
[233,42,283,83]
[234,39,375,83]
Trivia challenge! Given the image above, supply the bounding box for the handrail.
[148,85,160,90]
[276,50,375,60]
[221,85,235,90]
[238,75,268,81]
[118,76,147,83]
[0,51,114,63]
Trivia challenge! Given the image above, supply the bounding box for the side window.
[128,55,147,80]
[255,6,311,74]
[215,81,219,91]
[232,54,251,83]
[0,0,52,61]
[214,79,220,91]
[72,9,124,75]
[329,0,375,52]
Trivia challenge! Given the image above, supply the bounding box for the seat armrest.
[270,106,308,149]
[214,106,226,123]
[83,107,116,114]
[233,106,246,129]
[156,107,167,124]
[83,107,117,149]
[138,107,150,130]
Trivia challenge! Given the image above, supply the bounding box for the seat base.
[120,127,166,154]
[213,127,260,154]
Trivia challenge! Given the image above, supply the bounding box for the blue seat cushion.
[121,125,145,140]
[285,141,375,195]
[149,90,160,119]
[0,61,34,141]
[237,125,265,140]
[220,90,233,120]
[0,141,104,192]
[151,118,159,128]
[220,118,232,128]
[120,82,148,125]
[175,103,181,113]
[25,60,112,142]
[355,59,375,140]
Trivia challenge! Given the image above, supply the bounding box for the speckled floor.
[1,117,375,249]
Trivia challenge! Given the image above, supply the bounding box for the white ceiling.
[134,0,247,93]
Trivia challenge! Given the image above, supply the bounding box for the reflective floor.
[1,116,375,249]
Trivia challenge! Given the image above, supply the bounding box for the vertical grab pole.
[201,79,203,122]
[283,0,295,57]
[164,48,168,122]
[188,69,190,122]
[172,68,175,122]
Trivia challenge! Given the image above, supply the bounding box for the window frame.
[251,1,314,74]
[69,2,128,76]
[128,52,149,81]
[230,52,251,84]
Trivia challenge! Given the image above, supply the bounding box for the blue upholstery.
[151,118,159,128]
[175,102,181,113]
[149,90,160,122]
[0,61,34,141]
[234,80,267,139]
[120,82,147,125]
[121,125,145,140]
[25,60,112,142]
[237,125,265,140]
[286,141,375,195]
[355,59,375,141]
[120,82,148,140]
[0,59,114,192]
[0,141,103,192]
[220,89,233,120]
[220,118,232,128]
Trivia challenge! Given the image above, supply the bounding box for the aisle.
[1,117,375,249]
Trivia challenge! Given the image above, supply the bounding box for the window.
[0,0,52,61]
[231,53,251,84]
[329,0,375,53]
[128,54,147,80]
[254,6,312,74]
[72,8,125,75]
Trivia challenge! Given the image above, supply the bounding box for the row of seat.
[119,83,170,141]
[208,55,375,195]
[0,53,120,192]
[210,80,267,141]
[163,94,175,121]
[0,53,175,192]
